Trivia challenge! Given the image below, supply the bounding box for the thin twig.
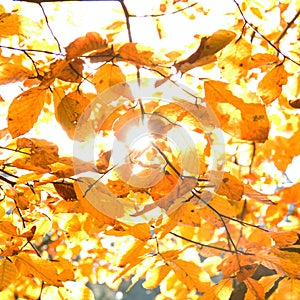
[233,0,300,67]
[118,0,133,42]
[38,3,62,52]
[129,3,198,18]
[275,10,300,44]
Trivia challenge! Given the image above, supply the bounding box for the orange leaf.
[0,63,33,84]
[118,43,154,67]
[216,172,244,201]
[56,91,90,138]
[204,80,270,142]
[143,264,171,289]
[0,259,19,291]
[51,58,84,83]
[65,32,108,60]
[244,278,264,300]
[7,88,47,138]
[269,231,299,248]
[201,278,233,300]
[257,64,288,104]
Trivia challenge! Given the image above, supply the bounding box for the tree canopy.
[0,0,299,299]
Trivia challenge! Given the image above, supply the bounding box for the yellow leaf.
[63,281,95,300]
[201,278,233,300]
[218,38,252,82]
[204,80,270,142]
[257,64,288,104]
[74,178,125,220]
[259,274,282,294]
[118,43,154,67]
[65,32,108,60]
[16,253,74,286]
[170,259,211,292]
[0,259,19,291]
[56,91,90,138]
[143,264,171,289]
[92,63,129,96]
[7,88,47,138]
[175,30,236,73]
[0,63,33,84]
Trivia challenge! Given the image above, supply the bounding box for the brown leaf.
[52,58,84,83]
[53,182,77,201]
[65,32,108,60]
[7,87,47,138]
[289,98,300,108]
[175,30,236,73]
[257,64,288,104]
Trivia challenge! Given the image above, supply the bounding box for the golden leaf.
[175,30,236,73]
[92,63,129,96]
[0,11,21,37]
[0,259,19,291]
[16,252,74,286]
[0,63,33,84]
[218,38,252,82]
[56,91,90,138]
[7,88,47,138]
[216,172,244,201]
[65,32,108,60]
[0,221,18,236]
[143,264,171,289]
[204,80,270,142]
[170,259,211,292]
[248,53,279,69]
[257,64,288,104]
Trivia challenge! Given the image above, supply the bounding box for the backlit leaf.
[143,264,171,289]
[175,30,236,73]
[201,278,233,300]
[0,63,33,84]
[16,252,74,286]
[244,278,264,300]
[204,80,270,141]
[257,64,288,104]
[118,43,154,67]
[56,91,90,138]
[269,231,299,248]
[65,32,108,60]
[7,87,47,138]
[0,259,19,291]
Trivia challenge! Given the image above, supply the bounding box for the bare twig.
[38,3,62,52]
[118,0,133,42]
[233,0,300,67]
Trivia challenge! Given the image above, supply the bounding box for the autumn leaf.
[56,91,90,138]
[51,58,84,83]
[0,259,19,291]
[244,278,264,300]
[143,264,171,289]
[15,252,74,286]
[65,32,108,60]
[218,38,252,82]
[92,63,132,100]
[175,29,236,73]
[0,63,34,84]
[201,278,233,300]
[257,64,288,104]
[7,88,47,138]
[118,43,154,67]
[216,172,244,201]
[204,80,270,141]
